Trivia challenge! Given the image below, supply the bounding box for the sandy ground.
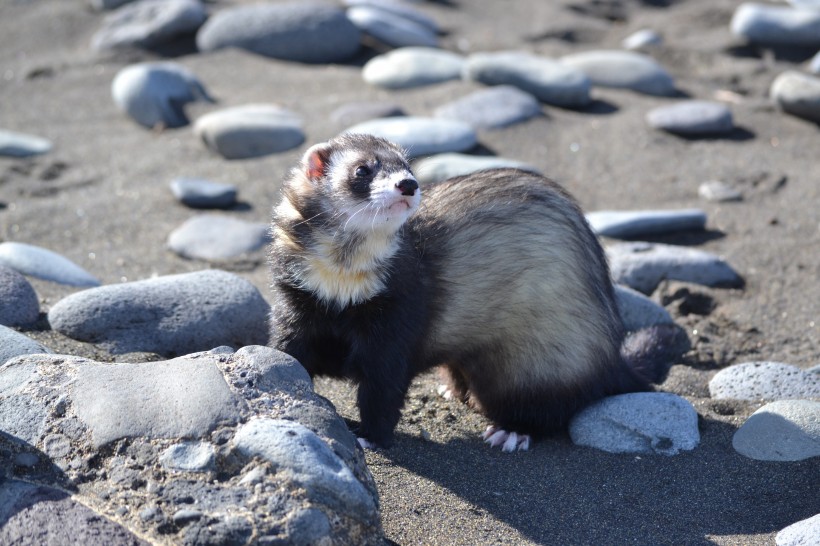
[1,0,818,544]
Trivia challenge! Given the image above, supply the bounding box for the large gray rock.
[0,242,100,287]
[434,85,542,130]
[0,265,39,326]
[47,269,270,355]
[777,513,820,546]
[646,101,735,136]
[0,129,52,157]
[344,116,477,158]
[167,215,270,261]
[347,6,438,48]
[170,177,238,209]
[770,70,820,124]
[732,400,820,461]
[92,0,207,51]
[731,2,820,48]
[0,325,51,366]
[709,362,820,400]
[363,47,464,89]
[561,50,676,96]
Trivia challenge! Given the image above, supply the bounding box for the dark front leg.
[356,374,411,448]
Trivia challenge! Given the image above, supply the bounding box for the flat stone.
[0,242,100,287]
[343,0,440,33]
[413,153,541,185]
[561,50,676,96]
[569,392,700,455]
[622,28,663,50]
[47,269,270,355]
[646,101,735,136]
[606,241,743,294]
[194,104,305,160]
[586,209,707,239]
[344,117,477,158]
[732,400,820,461]
[698,180,743,202]
[0,129,52,157]
[464,51,592,107]
[167,215,270,261]
[362,47,464,89]
[346,6,438,48]
[330,101,405,126]
[777,513,820,546]
[196,2,361,63]
[159,441,216,472]
[731,3,820,48]
[0,265,39,326]
[709,362,820,400]
[170,178,238,209]
[92,0,207,51]
[614,284,673,332]
[112,62,213,129]
[433,85,542,129]
[0,325,50,367]
[770,70,820,123]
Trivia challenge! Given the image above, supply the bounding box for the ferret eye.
[355,165,372,178]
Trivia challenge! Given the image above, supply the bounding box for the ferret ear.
[302,142,332,182]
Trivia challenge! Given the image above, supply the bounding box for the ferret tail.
[620,323,691,385]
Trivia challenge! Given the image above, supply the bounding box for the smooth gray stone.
[614,284,673,332]
[92,0,207,51]
[330,101,405,126]
[227,345,312,394]
[196,2,361,63]
[0,242,100,287]
[698,180,743,202]
[770,70,820,123]
[170,178,238,209]
[47,269,270,355]
[733,400,820,461]
[777,513,820,546]
[434,85,541,129]
[362,47,464,89]
[343,0,439,33]
[74,355,246,447]
[91,0,137,10]
[646,101,735,136]
[0,390,48,445]
[0,325,50,367]
[0,129,52,157]
[346,6,438,48]
[561,50,676,96]
[112,62,213,129]
[622,28,663,50]
[464,51,591,107]
[194,104,305,160]
[569,392,700,455]
[167,215,270,261]
[413,153,541,185]
[709,362,820,400]
[731,2,820,47]
[0,265,39,326]
[810,50,820,74]
[606,242,743,294]
[160,441,216,472]
[344,117,477,158]
[586,209,707,239]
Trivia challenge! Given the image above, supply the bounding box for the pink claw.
[482,426,531,452]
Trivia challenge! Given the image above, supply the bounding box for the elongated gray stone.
[0,265,39,326]
[733,400,820,461]
[0,242,100,287]
[343,0,440,33]
[413,153,540,185]
[771,70,820,124]
[345,117,477,158]
[0,325,51,367]
[709,362,820,400]
[731,2,820,48]
[167,215,270,261]
[777,513,820,546]
[347,6,437,48]
[0,129,52,157]
[646,101,734,136]
[434,85,541,129]
[698,181,743,202]
[586,209,707,239]
[363,47,464,89]
[622,28,662,50]
[92,0,207,51]
[170,178,238,209]
[614,284,673,332]
[561,50,676,96]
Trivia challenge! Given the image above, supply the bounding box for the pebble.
[0,265,39,326]
[47,269,270,355]
[809,50,820,74]
[709,362,820,400]
[196,2,361,63]
[330,101,406,126]
[193,104,305,160]
[169,178,238,209]
[0,242,100,287]
[777,513,820,546]
[362,47,464,89]
[343,0,440,34]
[167,215,270,261]
[586,209,707,239]
[111,62,213,129]
[0,325,51,366]
[0,129,52,157]
[622,29,663,50]
[159,441,216,473]
[433,85,542,129]
[463,51,592,108]
[606,241,744,294]
[413,153,541,185]
[568,392,700,456]
[770,70,820,124]
[344,117,477,158]
[730,3,820,48]
[646,101,735,136]
[347,6,438,48]
[614,284,674,332]
[732,400,820,461]
[91,0,207,51]
[698,180,743,202]
[561,50,677,96]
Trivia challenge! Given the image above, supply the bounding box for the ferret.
[268,133,683,452]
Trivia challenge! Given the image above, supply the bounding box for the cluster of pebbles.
[1,0,819,545]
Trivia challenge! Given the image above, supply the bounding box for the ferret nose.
[396,178,418,196]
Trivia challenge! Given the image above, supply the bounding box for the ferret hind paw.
[482,426,531,452]
[436,384,454,400]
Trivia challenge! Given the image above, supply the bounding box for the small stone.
[586,209,707,239]
[160,441,216,472]
[92,0,207,51]
[732,400,820,461]
[809,50,820,74]
[170,178,238,209]
[770,70,820,123]
[698,181,743,202]
[777,513,820,546]
[343,0,439,33]
[112,62,213,129]
[196,2,361,63]
[731,3,820,48]
[0,242,100,287]
[561,50,676,96]
[173,509,204,525]
[167,215,270,261]
[362,47,464,89]
[569,392,700,455]
[0,266,39,326]
[194,104,305,160]
[344,117,477,158]
[464,51,591,108]
[433,85,541,130]
[622,29,663,50]
[646,101,735,136]
[709,362,820,400]
[330,101,405,126]
[614,284,673,332]
[346,6,438,48]
[413,153,541,185]
[0,129,52,157]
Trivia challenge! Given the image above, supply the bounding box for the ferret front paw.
[482,426,531,452]
[436,384,454,400]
